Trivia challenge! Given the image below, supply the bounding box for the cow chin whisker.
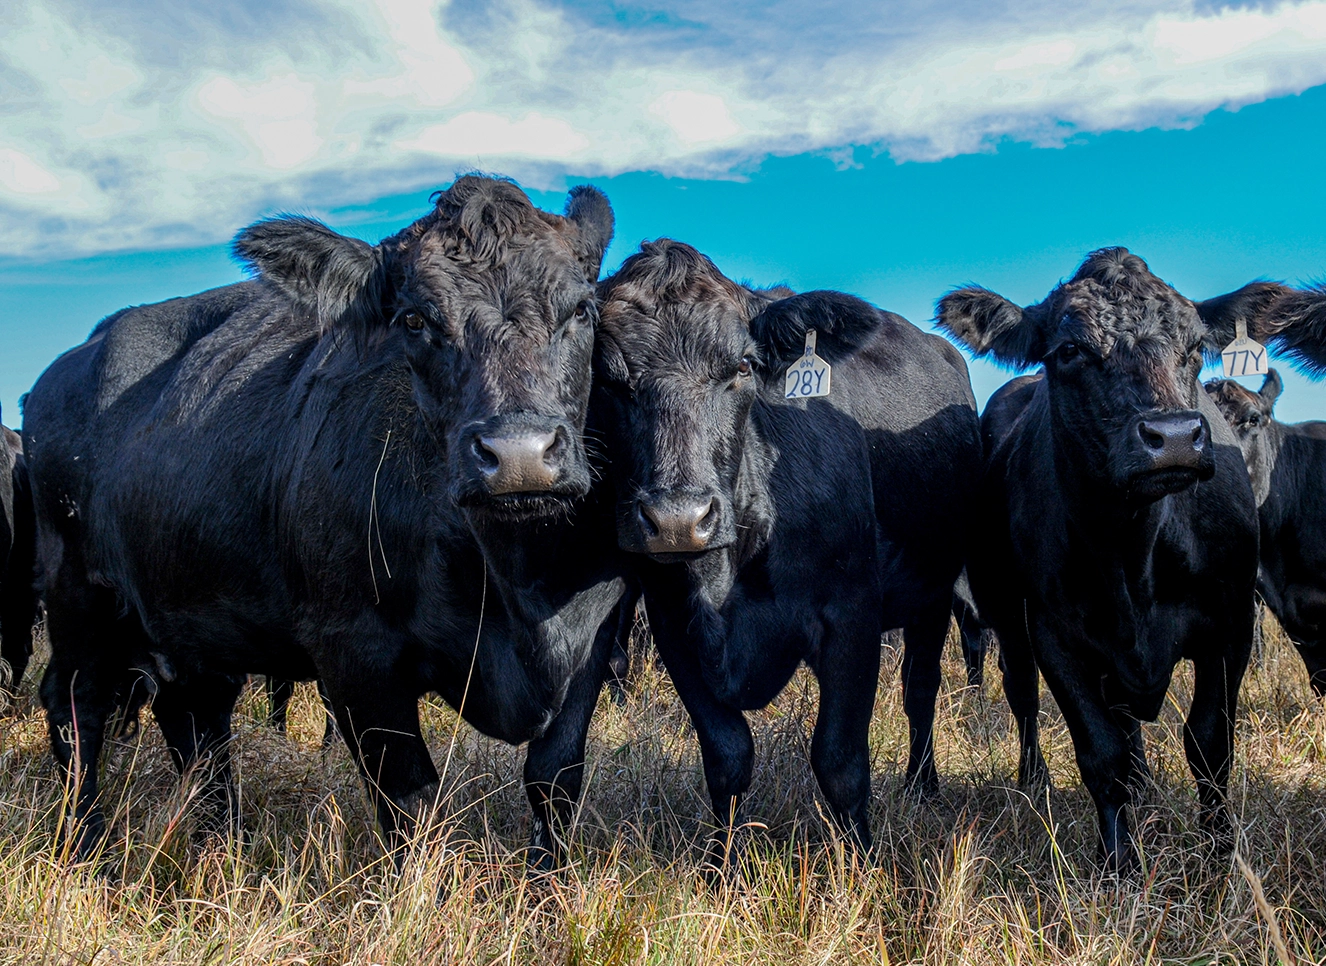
[457,491,578,522]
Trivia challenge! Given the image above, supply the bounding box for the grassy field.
[1,611,1324,965]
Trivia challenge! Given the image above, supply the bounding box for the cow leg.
[1298,641,1326,698]
[1,460,38,701]
[900,599,950,795]
[1036,648,1135,873]
[651,630,753,870]
[524,600,626,872]
[327,686,439,859]
[953,595,987,689]
[265,677,293,733]
[151,671,246,840]
[810,617,880,850]
[0,561,37,703]
[604,634,631,707]
[998,624,1048,790]
[40,567,130,857]
[1185,652,1247,858]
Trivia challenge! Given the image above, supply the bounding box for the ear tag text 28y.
[784,329,832,399]
[1221,319,1269,378]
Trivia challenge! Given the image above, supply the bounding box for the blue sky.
[3,1,1326,425]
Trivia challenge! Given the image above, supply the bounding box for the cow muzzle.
[473,429,564,494]
[458,415,588,506]
[1120,409,1214,497]
[627,489,732,557]
[1136,413,1206,471]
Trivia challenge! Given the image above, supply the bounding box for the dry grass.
[1,611,1325,965]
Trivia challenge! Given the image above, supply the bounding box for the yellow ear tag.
[1221,319,1269,378]
[784,329,832,399]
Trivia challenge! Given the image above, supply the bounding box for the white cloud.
[0,0,1324,256]
[0,149,61,195]
[650,91,742,146]
[400,111,588,160]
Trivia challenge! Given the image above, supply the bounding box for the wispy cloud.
[2,0,1325,256]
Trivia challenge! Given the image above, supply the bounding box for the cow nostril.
[472,435,500,471]
[1138,422,1165,451]
[637,502,661,537]
[1191,423,1205,447]
[694,498,718,538]
[543,430,564,465]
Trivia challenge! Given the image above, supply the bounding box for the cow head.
[595,239,880,560]
[938,248,1285,505]
[233,175,614,518]
[1205,370,1282,505]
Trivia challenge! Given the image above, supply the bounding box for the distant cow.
[542,239,981,859]
[937,248,1299,872]
[24,176,626,859]
[1206,368,1326,694]
[1,410,38,703]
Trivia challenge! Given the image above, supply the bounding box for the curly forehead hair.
[1049,248,1203,354]
[388,175,565,266]
[597,239,753,325]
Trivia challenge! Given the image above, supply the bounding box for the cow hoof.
[701,834,745,886]
[1017,758,1051,797]
[526,844,558,877]
[904,769,940,799]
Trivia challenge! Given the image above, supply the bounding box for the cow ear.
[750,290,884,367]
[564,185,614,282]
[1248,283,1326,377]
[936,287,1046,367]
[1194,281,1288,357]
[1259,368,1284,409]
[233,216,379,328]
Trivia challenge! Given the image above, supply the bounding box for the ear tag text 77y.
[784,329,832,399]
[1221,319,1270,378]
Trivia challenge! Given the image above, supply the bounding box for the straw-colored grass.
[1,609,1323,964]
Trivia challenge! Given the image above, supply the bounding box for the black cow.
[24,176,626,859]
[937,248,1297,872]
[1,411,38,703]
[1206,369,1326,695]
[544,239,981,858]
[950,374,1044,688]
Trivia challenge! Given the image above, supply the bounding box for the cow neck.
[1252,419,1287,509]
[466,509,579,613]
[1035,420,1170,640]
[669,412,776,708]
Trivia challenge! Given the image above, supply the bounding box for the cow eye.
[736,357,752,376]
[1056,342,1080,363]
[402,312,425,332]
[573,300,593,323]
[1246,413,1262,427]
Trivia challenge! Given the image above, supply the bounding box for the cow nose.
[1136,415,1206,470]
[473,430,562,493]
[637,496,719,554]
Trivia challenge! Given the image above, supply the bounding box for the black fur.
[1,413,38,703]
[1253,283,1326,376]
[542,239,982,860]
[943,249,1279,872]
[948,374,1044,689]
[1206,370,1326,695]
[25,176,626,858]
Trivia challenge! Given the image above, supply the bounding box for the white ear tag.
[784,329,832,399]
[1221,319,1270,378]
